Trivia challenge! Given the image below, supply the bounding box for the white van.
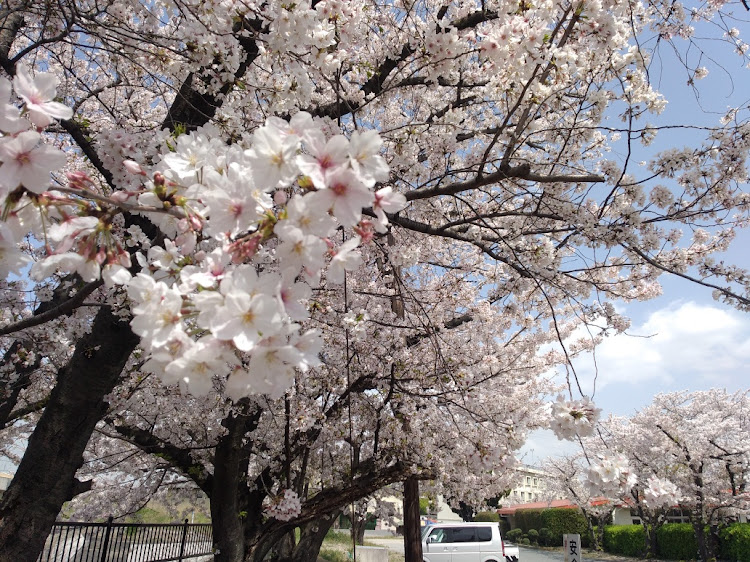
[421,522,517,562]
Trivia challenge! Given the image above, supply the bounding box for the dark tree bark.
[351,512,376,545]
[211,408,263,562]
[269,511,341,562]
[403,476,423,562]
[0,308,138,562]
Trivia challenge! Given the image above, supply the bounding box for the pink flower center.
[230,202,244,218]
[331,182,347,196]
[318,154,334,170]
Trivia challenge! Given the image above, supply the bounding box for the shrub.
[521,537,531,545]
[474,511,500,522]
[656,523,698,560]
[506,528,523,543]
[527,529,539,544]
[719,523,750,562]
[603,525,645,557]
[538,527,553,547]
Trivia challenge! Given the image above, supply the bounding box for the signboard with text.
[564,533,581,562]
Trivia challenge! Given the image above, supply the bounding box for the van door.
[448,526,480,562]
[423,526,453,562]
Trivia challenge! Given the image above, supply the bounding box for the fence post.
[100,516,114,562]
[178,519,189,562]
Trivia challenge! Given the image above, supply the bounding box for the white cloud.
[589,300,750,393]
[522,299,750,464]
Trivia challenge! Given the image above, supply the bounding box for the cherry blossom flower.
[246,123,301,190]
[348,129,389,186]
[643,476,681,509]
[283,193,337,237]
[550,396,601,440]
[0,222,31,277]
[0,77,28,133]
[12,66,73,128]
[203,164,269,237]
[307,167,373,226]
[327,235,362,283]
[102,264,132,288]
[162,337,232,397]
[373,186,407,232]
[587,453,637,498]
[297,130,349,189]
[263,489,302,521]
[0,131,67,194]
[30,252,100,283]
[129,281,184,347]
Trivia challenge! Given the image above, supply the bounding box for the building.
[505,466,561,505]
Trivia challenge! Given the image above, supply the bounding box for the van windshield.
[420,525,433,541]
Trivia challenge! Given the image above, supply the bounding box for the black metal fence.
[37,517,213,562]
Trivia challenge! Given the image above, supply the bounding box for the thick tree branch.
[0,279,102,337]
[109,422,214,495]
[405,165,604,202]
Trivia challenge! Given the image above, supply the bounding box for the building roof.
[498,497,615,515]
[498,499,578,515]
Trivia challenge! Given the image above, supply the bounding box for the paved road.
[517,547,643,562]
[363,538,649,562]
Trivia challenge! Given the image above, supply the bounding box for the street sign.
[564,534,581,562]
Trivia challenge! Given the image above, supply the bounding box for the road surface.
[362,536,655,562]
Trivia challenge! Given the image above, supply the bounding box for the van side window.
[428,528,451,543]
[476,527,492,542]
[451,527,477,542]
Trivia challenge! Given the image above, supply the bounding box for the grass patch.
[324,529,353,545]
[319,547,350,562]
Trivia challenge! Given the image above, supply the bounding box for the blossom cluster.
[0,67,72,278]
[549,395,602,440]
[263,488,302,521]
[587,453,637,498]
[643,476,681,509]
[0,66,408,402]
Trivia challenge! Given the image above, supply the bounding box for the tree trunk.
[351,511,375,545]
[693,519,710,562]
[211,410,257,562]
[403,476,423,562]
[584,512,599,551]
[0,308,138,562]
[270,511,341,562]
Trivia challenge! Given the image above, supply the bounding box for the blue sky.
[522,13,750,464]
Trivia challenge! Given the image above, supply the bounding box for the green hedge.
[544,509,589,547]
[512,508,588,547]
[514,509,544,533]
[656,523,698,560]
[474,511,500,522]
[603,525,645,557]
[720,523,750,562]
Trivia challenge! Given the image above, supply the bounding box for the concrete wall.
[354,546,388,562]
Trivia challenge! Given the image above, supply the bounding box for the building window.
[526,476,531,485]
[533,478,538,487]
[521,492,525,500]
